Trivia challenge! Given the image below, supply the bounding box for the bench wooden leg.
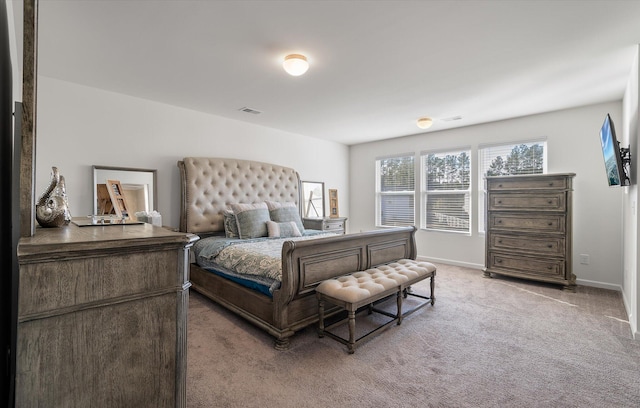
[430,275,436,305]
[347,310,356,354]
[318,298,325,338]
[396,290,403,325]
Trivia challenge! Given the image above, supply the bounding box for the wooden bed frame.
[178,157,418,349]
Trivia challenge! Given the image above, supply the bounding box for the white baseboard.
[418,256,625,292]
[575,278,623,292]
[620,289,637,340]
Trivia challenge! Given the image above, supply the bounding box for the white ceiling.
[15,0,640,145]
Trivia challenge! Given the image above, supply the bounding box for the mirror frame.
[301,181,325,218]
[92,165,158,216]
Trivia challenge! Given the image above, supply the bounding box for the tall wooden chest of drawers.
[483,173,576,291]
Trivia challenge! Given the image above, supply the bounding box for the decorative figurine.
[35,166,71,228]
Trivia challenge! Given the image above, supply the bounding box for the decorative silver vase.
[36,166,72,228]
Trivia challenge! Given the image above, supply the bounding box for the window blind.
[421,149,471,233]
[479,141,546,176]
[376,155,415,227]
[478,140,547,232]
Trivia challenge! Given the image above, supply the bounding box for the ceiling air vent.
[238,107,262,115]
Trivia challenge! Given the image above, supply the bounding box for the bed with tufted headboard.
[178,157,418,349]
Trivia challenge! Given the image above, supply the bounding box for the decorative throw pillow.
[229,202,270,239]
[265,201,305,234]
[223,209,239,238]
[266,220,302,238]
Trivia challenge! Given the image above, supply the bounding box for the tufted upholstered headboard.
[178,157,301,234]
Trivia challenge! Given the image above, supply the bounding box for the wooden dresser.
[303,217,347,234]
[483,173,576,291]
[16,222,198,407]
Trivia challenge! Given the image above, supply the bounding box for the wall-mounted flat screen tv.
[599,114,627,187]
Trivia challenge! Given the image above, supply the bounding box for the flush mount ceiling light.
[416,117,433,129]
[283,54,309,76]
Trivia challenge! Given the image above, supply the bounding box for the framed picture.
[93,165,157,220]
[301,181,325,218]
[106,180,131,219]
[329,189,339,218]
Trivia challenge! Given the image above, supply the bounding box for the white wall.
[350,102,625,288]
[35,77,349,229]
[622,45,639,338]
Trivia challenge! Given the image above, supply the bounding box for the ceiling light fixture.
[283,54,309,76]
[416,117,433,129]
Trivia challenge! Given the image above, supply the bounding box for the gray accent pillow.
[265,201,305,234]
[223,210,239,238]
[229,203,270,239]
[266,221,302,238]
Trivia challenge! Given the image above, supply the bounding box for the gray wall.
[34,77,350,229]
[350,102,625,290]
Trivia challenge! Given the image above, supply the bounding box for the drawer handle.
[498,184,503,188]
[547,200,553,204]
[548,222,553,226]
[496,259,502,263]
[549,182,554,186]
[497,220,502,224]
[547,244,553,248]
[497,240,503,244]
[547,266,553,270]
[497,200,502,204]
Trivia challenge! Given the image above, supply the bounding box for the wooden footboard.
[190,226,417,349]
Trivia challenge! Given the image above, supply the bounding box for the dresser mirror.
[92,165,157,217]
[301,181,325,218]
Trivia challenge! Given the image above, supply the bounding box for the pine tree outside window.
[478,140,547,232]
[376,155,415,227]
[421,149,471,233]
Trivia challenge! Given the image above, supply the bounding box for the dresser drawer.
[488,213,565,233]
[488,252,566,280]
[19,250,179,316]
[488,192,566,211]
[303,217,346,234]
[488,233,565,256]
[486,175,570,191]
[324,221,344,231]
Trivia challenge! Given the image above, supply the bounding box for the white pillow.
[266,220,302,238]
[265,201,305,233]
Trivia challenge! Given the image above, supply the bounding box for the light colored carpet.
[186,263,640,407]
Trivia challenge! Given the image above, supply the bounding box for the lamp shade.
[417,117,433,129]
[283,54,309,76]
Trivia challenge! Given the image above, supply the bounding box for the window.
[478,140,547,232]
[376,155,415,227]
[421,149,471,233]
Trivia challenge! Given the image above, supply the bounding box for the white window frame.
[375,154,415,227]
[420,148,471,234]
[478,139,548,233]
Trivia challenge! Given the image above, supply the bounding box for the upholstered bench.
[316,259,436,353]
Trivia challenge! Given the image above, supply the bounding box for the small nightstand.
[303,217,347,234]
